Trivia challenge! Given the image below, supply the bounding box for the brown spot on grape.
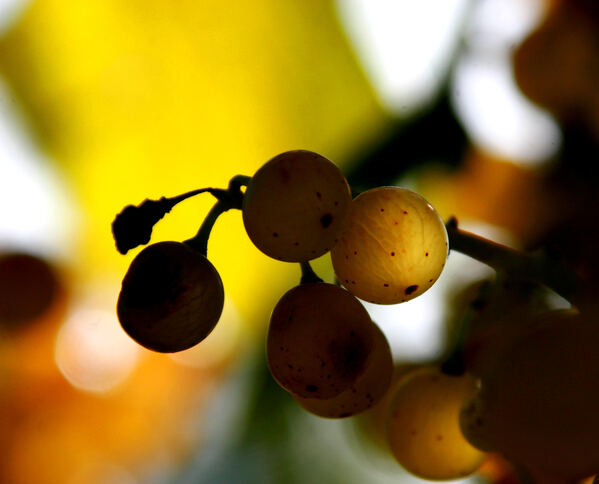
[425,252,429,257]
[339,412,351,418]
[390,252,395,256]
[288,364,293,369]
[403,211,408,214]
[320,213,333,228]
[383,283,389,287]
[351,281,356,284]
[428,279,433,282]
[293,242,299,246]
[321,361,326,367]
[393,221,398,225]
[272,232,279,237]
[306,385,318,392]
[334,201,338,206]
[353,251,357,255]
[380,208,384,212]
[411,429,417,436]
[436,435,443,441]
[316,191,322,199]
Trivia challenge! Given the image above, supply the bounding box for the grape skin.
[266,282,375,399]
[242,150,351,262]
[294,322,392,418]
[117,241,224,353]
[387,367,484,480]
[331,187,448,304]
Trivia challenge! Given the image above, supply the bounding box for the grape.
[294,321,392,418]
[266,282,375,399]
[387,367,484,480]
[117,241,224,353]
[331,187,448,304]
[0,252,59,327]
[242,150,351,262]
[513,1,596,119]
[461,310,599,480]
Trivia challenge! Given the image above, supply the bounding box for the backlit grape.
[266,282,375,399]
[294,322,392,418]
[387,367,484,480]
[331,186,448,304]
[242,150,351,262]
[117,241,224,353]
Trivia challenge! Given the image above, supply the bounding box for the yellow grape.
[331,186,448,304]
[117,241,224,353]
[242,150,351,262]
[266,282,375,399]
[461,310,599,480]
[387,367,484,480]
[294,321,393,418]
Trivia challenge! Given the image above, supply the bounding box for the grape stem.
[441,281,491,377]
[445,217,579,304]
[299,261,323,285]
[184,175,250,256]
[113,175,251,255]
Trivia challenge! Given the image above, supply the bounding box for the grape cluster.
[113,148,596,482]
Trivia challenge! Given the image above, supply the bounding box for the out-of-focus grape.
[513,0,599,124]
[242,150,351,262]
[117,241,224,353]
[387,367,484,480]
[266,282,374,399]
[294,321,392,418]
[331,186,448,304]
[0,252,60,328]
[461,310,599,481]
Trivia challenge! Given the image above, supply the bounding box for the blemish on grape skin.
[320,213,333,228]
[272,232,279,237]
[436,434,444,442]
[403,211,408,215]
[316,191,322,199]
[306,385,318,392]
[425,252,429,257]
[405,285,418,295]
[383,283,389,287]
[353,251,358,255]
[293,241,299,246]
[380,208,384,212]
[390,252,395,256]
